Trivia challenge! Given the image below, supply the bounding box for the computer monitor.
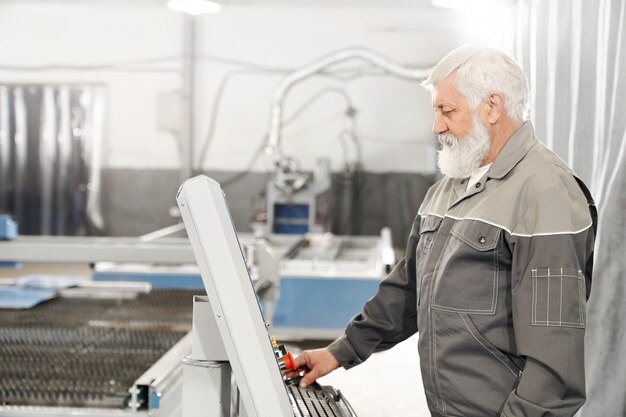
[176,175,294,417]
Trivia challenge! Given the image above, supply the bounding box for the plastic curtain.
[0,85,105,235]
[515,0,626,414]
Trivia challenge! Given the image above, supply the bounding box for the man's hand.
[288,348,340,388]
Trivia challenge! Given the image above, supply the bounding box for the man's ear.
[486,93,505,124]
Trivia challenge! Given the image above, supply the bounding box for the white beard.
[436,115,491,179]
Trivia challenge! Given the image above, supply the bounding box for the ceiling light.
[431,0,515,10]
[166,0,222,15]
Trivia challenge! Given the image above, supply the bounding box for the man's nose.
[432,112,447,135]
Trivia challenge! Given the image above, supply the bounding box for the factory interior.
[0,0,625,416]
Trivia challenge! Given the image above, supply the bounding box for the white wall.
[193,5,516,174]
[0,2,516,173]
[0,2,184,169]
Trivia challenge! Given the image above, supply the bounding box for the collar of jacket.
[486,121,538,180]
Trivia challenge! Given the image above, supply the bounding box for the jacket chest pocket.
[418,215,442,256]
[432,219,502,315]
[416,215,443,303]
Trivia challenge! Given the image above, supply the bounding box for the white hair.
[422,44,530,124]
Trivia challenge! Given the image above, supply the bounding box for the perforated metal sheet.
[0,289,197,408]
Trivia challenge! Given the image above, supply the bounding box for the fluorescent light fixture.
[431,0,465,10]
[167,0,222,15]
[431,0,512,10]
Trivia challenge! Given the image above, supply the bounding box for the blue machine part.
[0,276,85,309]
[273,204,309,234]
[16,275,88,289]
[0,262,21,269]
[92,271,204,290]
[0,215,18,240]
[0,287,58,309]
[149,391,161,410]
[271,276,380,330]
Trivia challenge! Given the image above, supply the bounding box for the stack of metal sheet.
[0,288,197,409]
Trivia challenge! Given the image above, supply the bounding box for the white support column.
[182,296,231,417]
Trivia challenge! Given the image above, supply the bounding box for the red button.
[283,352,296,371]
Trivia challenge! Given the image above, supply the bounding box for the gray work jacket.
[328,122,597,417]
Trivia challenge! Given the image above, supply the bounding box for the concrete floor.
[293,334,429,417]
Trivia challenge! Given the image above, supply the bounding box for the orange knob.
[283,352,296,371]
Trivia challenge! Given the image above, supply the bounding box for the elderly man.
[291,45,597,417]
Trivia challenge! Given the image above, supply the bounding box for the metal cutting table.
[0,283,198,417]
